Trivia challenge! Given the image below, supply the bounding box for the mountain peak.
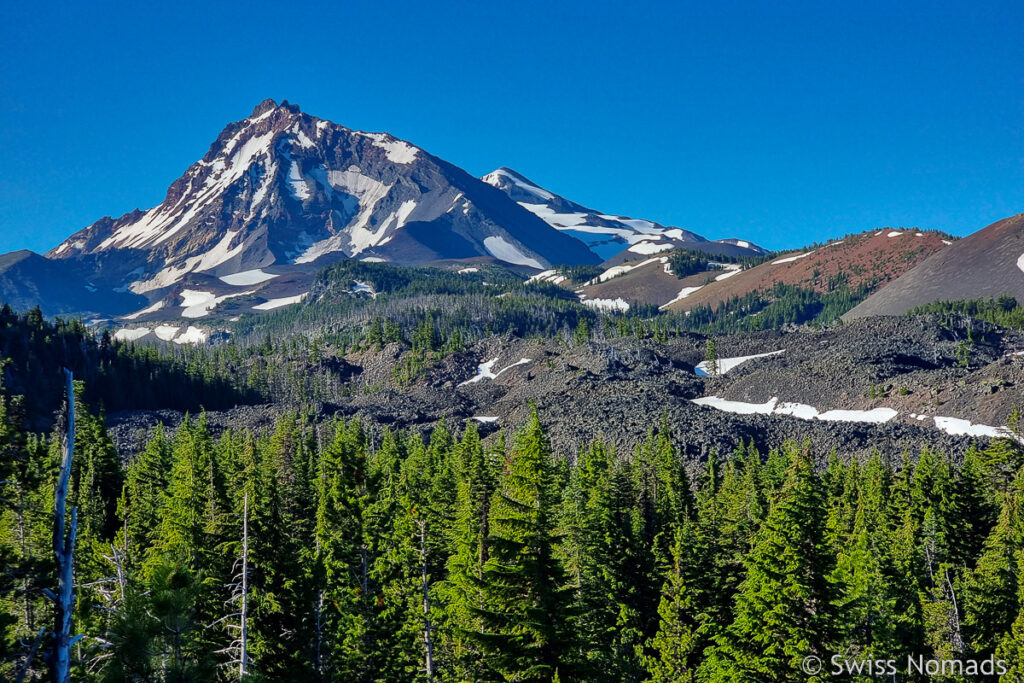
[249,98,301,118]
[251,98,279,117]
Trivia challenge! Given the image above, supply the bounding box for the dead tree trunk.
[239,491,249,680]
[417,519,435,683]
[49,369,80,683]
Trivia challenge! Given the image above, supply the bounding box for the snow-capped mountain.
[481,167,767,262]
[42,100,597,304]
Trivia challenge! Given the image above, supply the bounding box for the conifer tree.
[964,481,1022,656]
[703,445,836,682]
[471,408,572,682]
[644,527,701,683]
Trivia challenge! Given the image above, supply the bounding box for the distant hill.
[660,229,950,314]
[845,214,1024,319]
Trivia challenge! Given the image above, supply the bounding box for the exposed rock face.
[845,214,1024,319]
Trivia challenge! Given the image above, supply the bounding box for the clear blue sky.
[1,0,1022,253]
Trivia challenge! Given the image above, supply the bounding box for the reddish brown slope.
[661,229,950,313]
[845,214,1024,319]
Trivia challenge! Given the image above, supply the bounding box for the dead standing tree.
[215,490,251,679]
[45,369,82,683]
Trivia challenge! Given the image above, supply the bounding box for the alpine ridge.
[25,99,598,315]
[482,166,768,262]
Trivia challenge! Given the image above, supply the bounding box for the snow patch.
[887,231,903,238]
[483,236,544,269]
[180,288,255,318]
[472,416,499,423]
[693,396,898,423]
[252,293,308,310]
[459,358,532,386]
[627,241,673,255]
[219,269,279,286]
[660,286,703,310]
[351,281,377,298]
[363,133,419,164]
[483,169,555,201]
[588,258,663,285]
[1017,252,1024,275]
[153,325,180,341]
[287,161,313,200]
[695,350,783,376]
[173,327,208,345]
[122,300,165,320]
[131,230,246,294]
[114,328,151,342]
[458,267,479,274]
[934,416,1014,439]
[692,396,778,415]
[582,297,630,312]
[773,251,815,265]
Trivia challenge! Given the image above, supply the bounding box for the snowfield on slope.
[252,293,309,310]
[694,350,784,376]
[459,358,532,386]
[692,396,898,424]
[219,269,280,286]
[483,236,544,269]
[659,285,703,310]
[114,328,151,342]
[582,297,630,312]
[933,416,1016,440]
[122,300,166,320]
[180,289,255,318]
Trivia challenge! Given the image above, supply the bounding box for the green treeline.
[3,384,1024,681]
[673,279,873,334]
[0,304,259,428]
[666,250,772,279]
[910,296,1024,331]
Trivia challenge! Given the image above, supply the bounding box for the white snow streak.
[695,350,783,376]
[660,286,703,310]
[483,236,544,269]
[627,241,673,255]
[219,269,279,286]
[121,300,165,320]
[582,297,630,312]
[173,327,208,345]
[252,293,308,310]
[459,358,532,386]
[773,251,815,265]
[692,396,898,424]
[114,328,151,342]
[933,416,1015,439]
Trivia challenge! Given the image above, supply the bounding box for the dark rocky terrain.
[105,315,1022,469]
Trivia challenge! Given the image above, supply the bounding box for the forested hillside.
[2,374,1024,680]
[0,304,259,429]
